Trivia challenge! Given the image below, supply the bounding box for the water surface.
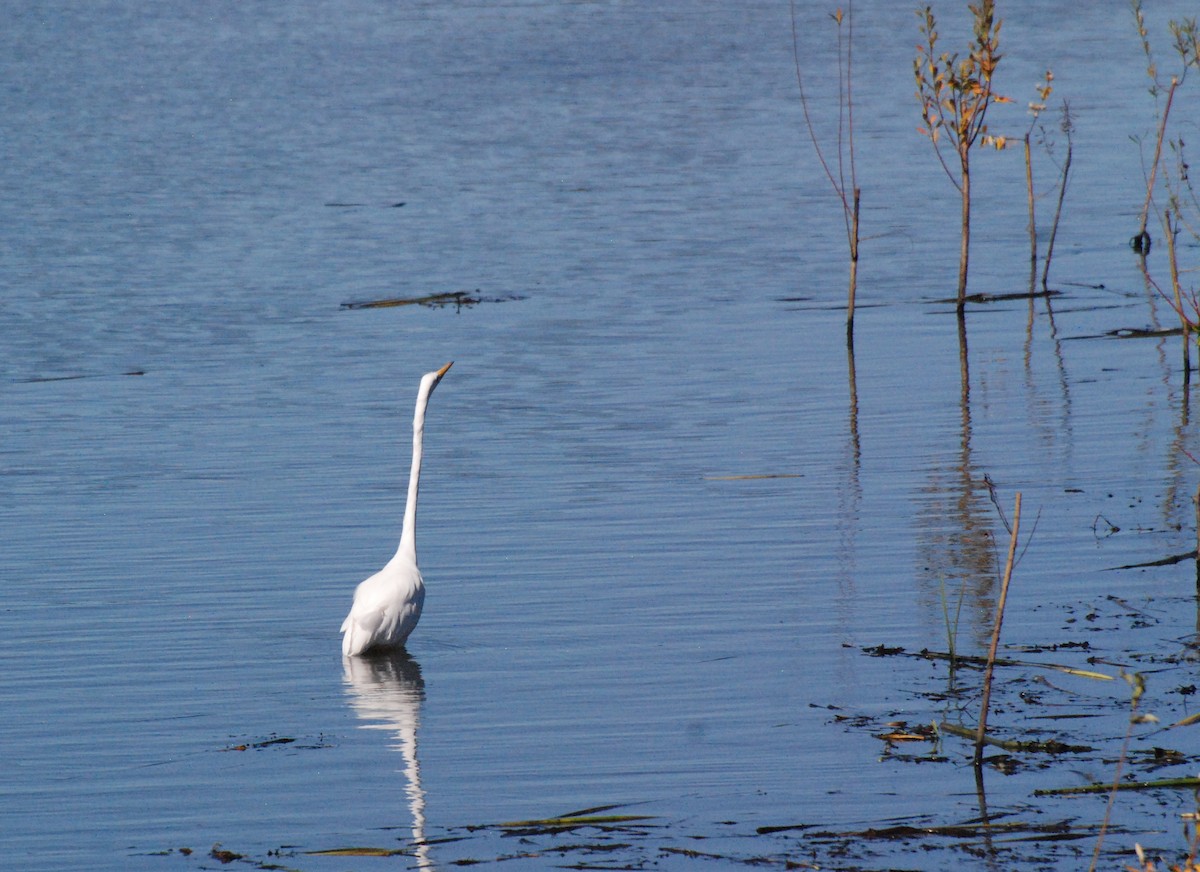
[3,2,1199,869]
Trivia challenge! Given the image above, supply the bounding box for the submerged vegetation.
[161,618,1200,870]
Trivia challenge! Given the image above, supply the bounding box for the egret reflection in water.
[342,651,431,868]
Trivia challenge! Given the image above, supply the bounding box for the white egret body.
[341,362,452,656]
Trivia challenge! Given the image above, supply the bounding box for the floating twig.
[1036,775,1200,797]
[915,648,1113,681]
[939,721,1093,754]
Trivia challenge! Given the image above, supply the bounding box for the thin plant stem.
[1041,135,1072,291]
[939,577,955,665]
[790,1,860,334]
[1164,207,1191,374]
[975,492,1021,768]
[1025,132,1037,292]
[1088,671,1146,872]
[1138,77,1179,242]
[847,187,860,333]
[958,157,971,313]
[845,7,857,199]
[790,2,841,202]
[843,4,859,333]
[1194,482,1200,598]
[938,574,967,670]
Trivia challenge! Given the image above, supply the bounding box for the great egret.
[341,361,453,657]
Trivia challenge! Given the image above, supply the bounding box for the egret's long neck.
[396,391,430,564]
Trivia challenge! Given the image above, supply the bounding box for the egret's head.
[413,362,452,429]
[419,361,453,398]
[430,361,452,389]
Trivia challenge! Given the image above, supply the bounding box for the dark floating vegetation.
[936,288,1064,306]
[215,733,331,754]
[16,369,145,384]
[218,735,296,753]
[772,817,1100,843]
[208,844,242,864]
[1036,775,1200,798]
[340,289,526,311]
[322,201,406,208]
[475,805,659,837]
[307,845,408,857]
[1065,326,1188,341]
[1108,549,1197,571]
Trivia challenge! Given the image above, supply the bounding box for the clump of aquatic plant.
[914,0,1011,313]
[1131,1,1200,247]
[1022,70,1074,293]
[1128,825,1200,872]
[790,2,861,336]
[936,572,968,670]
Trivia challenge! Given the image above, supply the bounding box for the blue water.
[4,2,1200,869]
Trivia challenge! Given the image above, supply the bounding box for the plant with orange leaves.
[914,0,1011,312]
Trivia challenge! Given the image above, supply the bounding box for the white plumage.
[342,362,452,656]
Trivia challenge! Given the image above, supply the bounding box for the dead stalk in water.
[1090,671,1155,872]
[1194,482,1200,597]
[1022,72,1073,294]
[975,491,1020,768]
[1163,207,1193,375]
[1024,72,1051,291]
[1024,128,1037,290]
[790,2,861,335]
[1041,103,1073,291]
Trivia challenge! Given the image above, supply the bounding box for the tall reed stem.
[1194,482,1200,597]
[1088,671,1145,872]
[958,159,971,314]
[1041,137,1072,291]
[1024,133,1037,292]
[847,187,860,336]
[1164,208,1191,374]
[1137,77,1179,242]
[975,492,1021,768]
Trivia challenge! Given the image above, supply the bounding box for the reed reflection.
[916,316,994,647]
[342,651,432,869]
[836,332,862,607]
